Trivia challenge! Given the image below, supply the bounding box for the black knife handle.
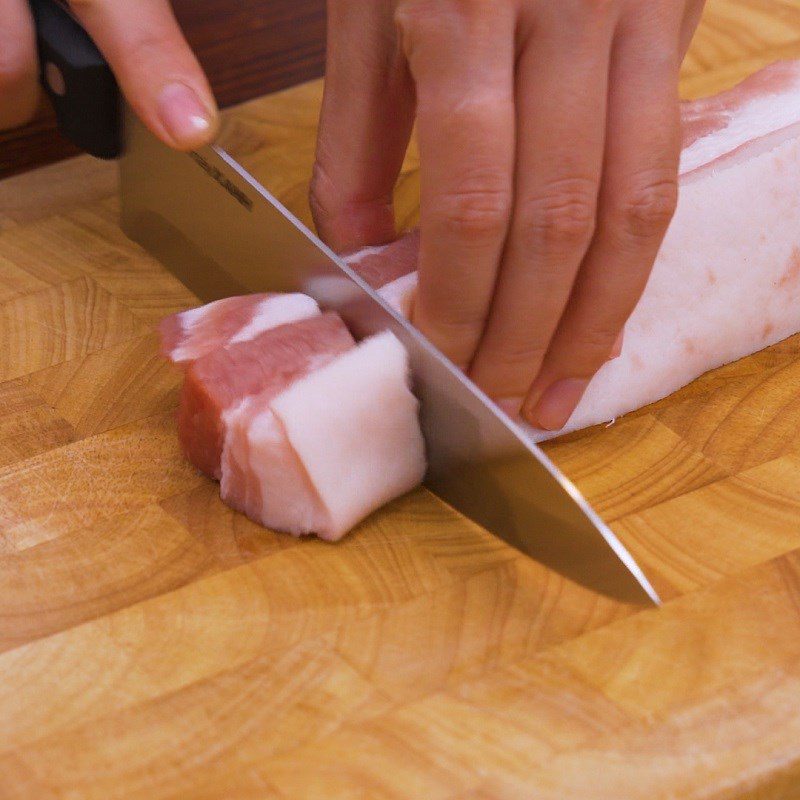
[28,0,121,159]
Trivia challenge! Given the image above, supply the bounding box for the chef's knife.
[30,0,660,605]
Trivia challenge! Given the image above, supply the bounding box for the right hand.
[0,0,218,150]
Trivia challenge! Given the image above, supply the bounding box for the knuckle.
[418,293,486,337]
[308,162,335,221]
[572,323,621,358]
[309,159,393,230]
[446,92,510,124]
[135,31,175,61]
[493,338,549,371]
[432,180,512,242]
[423,312,484,368]
[612,175,678,239]
[517,178,598,252]
[429,311,485,339]
[104,24,177,64]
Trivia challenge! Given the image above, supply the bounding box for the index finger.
[398,2,516,368]
[70,0,218,150]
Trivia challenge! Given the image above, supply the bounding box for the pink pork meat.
[160,294,427,540]
[160,293,320,365]
[344,229,419,290]
[221,331,426,540]
[346,60,800,439]
[176,313,355,479]
[345,230,419,317]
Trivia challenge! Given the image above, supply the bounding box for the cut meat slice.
[345,230,419,315]
[343,60,800,440]
[177,312,355,478]
[221,331,426,540]
[160,285,428,542]
[160,293,320,365]
[344,229,419,289]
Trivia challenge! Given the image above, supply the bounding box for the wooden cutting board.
[2,1,800,797]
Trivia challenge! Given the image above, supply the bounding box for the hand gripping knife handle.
[28,0,121,159]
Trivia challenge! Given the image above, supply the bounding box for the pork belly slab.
[347,60,800,439]
[539,59,800,438]
[160,297,426,540]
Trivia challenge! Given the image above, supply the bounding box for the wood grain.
[2,0,800,796]
[0,0,326,179]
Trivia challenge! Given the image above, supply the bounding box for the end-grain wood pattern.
[2,1,800,796]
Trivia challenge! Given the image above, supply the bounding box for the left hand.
[312,0,706,430]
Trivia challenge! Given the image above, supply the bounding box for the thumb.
[311,0,416,253]
[70,0,219,151]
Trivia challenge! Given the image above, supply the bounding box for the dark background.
[0,0,327,179]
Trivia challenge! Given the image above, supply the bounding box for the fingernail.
[526,378,589,431]
[609,330,625,360]
[157,83,216,149]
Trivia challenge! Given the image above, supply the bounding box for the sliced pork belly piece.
[344,229,419,289]
[221,332,426,540]
[344,61,800,440]
[346,230,420,315]
[160,293,320,364]
[177,313,355,478]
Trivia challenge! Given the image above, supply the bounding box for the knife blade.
[118,111,660,606]
[28,0,659,605]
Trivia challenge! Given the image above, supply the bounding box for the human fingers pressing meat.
[468,1,615,411]
[316,0,703,431]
